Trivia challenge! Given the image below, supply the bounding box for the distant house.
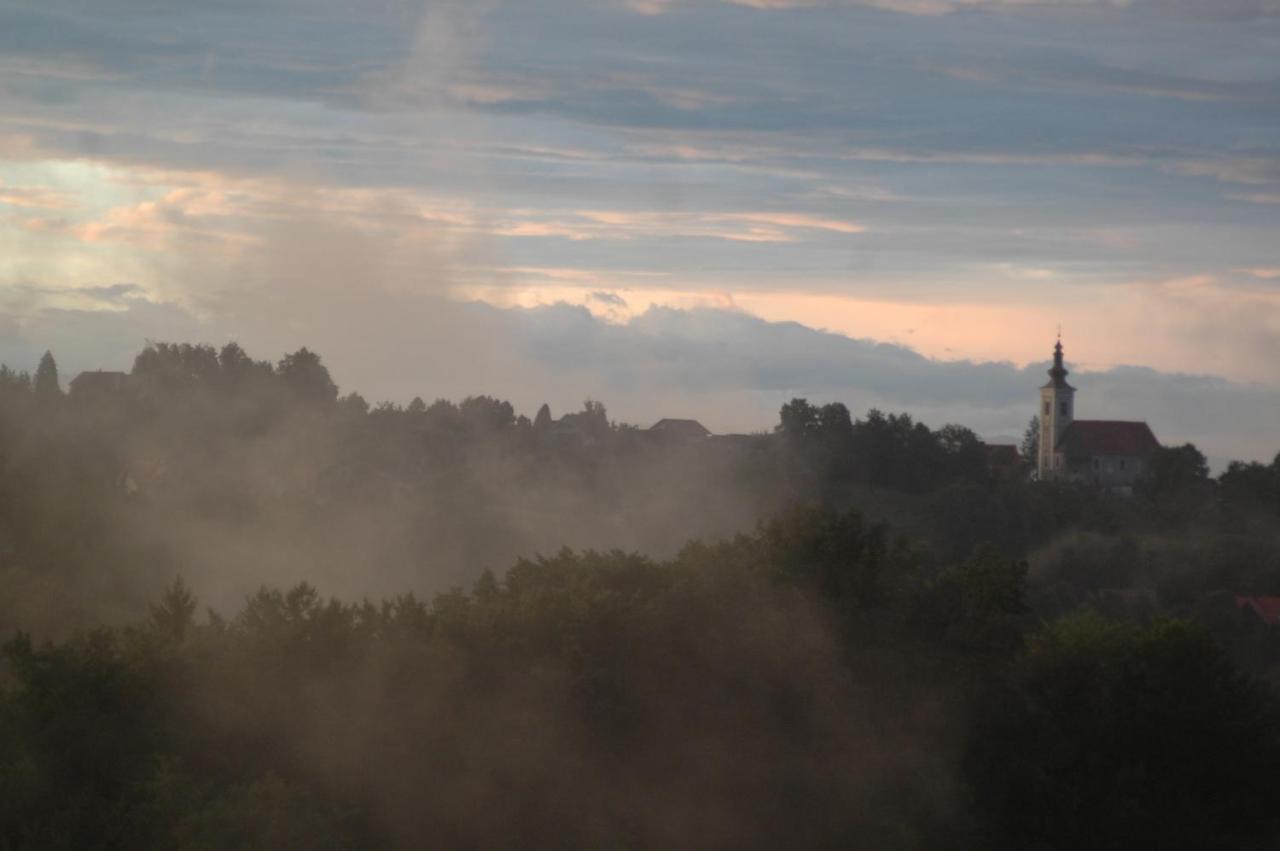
[69,370,130,398]
[1236,596,1280,626]
[545,409,610,447]
[1037,338,1160,492]
[985,444,1025,478]
[647,418,711,441]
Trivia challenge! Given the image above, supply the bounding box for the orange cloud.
[0,181,77,210]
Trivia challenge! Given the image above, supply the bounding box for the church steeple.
[1049,339,1068,383]
[1043,333,1073,390]
[1038,334,1076,480]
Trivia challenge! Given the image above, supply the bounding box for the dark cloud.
[590,290,628,307]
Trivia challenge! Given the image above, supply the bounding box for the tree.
[217,341,270,388]
[566,399,610,441]
[851,409,939,491]
[337,392,369,417]
[1020,416,1039,465]
[1138,443,1210,502]
[937,423,988,483]
[1219,459,1279,515]
[533,403,553,431]
[757,505,901,606]
[150,577,198,641]
[460,395,515,432]
[777,398,819,443]
[968,614,1280,850]
[913,543,1030,658]
[276,348,337,406]
[33,350,61,398]
[817,402,854,442]
[0,365,31,398]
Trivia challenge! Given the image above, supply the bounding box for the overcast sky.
[1,0,1277,464]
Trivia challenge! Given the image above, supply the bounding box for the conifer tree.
[1020,416,1039,465]
[33,350,61,398]
[534,402,553,431]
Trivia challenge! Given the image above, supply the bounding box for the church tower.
[1038,337,1075,480]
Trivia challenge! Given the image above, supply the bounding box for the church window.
[1044,401,1050,415]
[1061,402,1069,416]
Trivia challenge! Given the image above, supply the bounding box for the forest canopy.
[2,341,1279,849]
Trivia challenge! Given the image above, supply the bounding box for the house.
[1236,596,1280,626]
[69,370,130,397]
[1036,338,1159,492]
[647,418,711,442]
[985,444,1025,478]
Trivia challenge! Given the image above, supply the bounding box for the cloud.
[1230,192,1280,205]
[0,180,77,210]
[637,0,1280,17]
[590,290,629,307]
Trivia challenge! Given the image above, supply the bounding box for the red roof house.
[1236,596,1280,626]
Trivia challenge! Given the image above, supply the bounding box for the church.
[1037,338,1160,492]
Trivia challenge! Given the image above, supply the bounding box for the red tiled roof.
[1056,420,1159,458]
[1236,597,1280,626]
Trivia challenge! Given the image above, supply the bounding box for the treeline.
[2,507,1278,850]
[1,342,1278,640]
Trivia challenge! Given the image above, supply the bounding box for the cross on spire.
[1048,332,1069,385]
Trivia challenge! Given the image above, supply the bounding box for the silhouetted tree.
[533,402,553,431]
[460,395,515,433]
[33,350,61,398]
[217,341,263,387]
[1020,416,1039,465]
[337,392,370,416]
[1138,443,1211,503]
[150,576,197,641]
[1219,457,1279,516]
[0,365,31,397]
[937,423,988,483]
[277,348,337,406]
[777,398,819,443]
[817,401,854,442]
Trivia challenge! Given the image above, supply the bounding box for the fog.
[4,1,1280,846]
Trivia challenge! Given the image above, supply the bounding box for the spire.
[1046,334,1071,387]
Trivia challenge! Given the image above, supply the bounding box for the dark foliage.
[2,342,1279,849]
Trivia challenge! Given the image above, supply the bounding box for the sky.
[0,0,1278,464]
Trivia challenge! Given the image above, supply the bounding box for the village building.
[68,370,130,398]
[1037,338,1160,492]
[984,443,1025,479]
[647,418,711,442]
[1236,596,1280,626]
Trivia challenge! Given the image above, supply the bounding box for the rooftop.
[1056,420,1160,458]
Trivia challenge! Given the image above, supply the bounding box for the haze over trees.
[2,341,1279,849]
